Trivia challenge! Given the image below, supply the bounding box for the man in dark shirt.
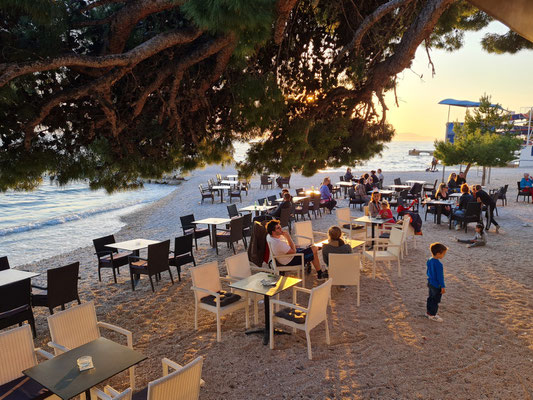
[473,184,499,233]
[455,172,467,186]
[269,192,292,218]
[370,170,380,186]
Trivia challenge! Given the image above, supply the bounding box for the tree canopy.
[0,0,524,192]
[434,95,522,184]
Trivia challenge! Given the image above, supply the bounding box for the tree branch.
[273,0,299,45]
[0,27,202,88]
[80,0,126,14]
[335,0,416,63]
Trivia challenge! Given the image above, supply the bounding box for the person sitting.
[266,219,327,279]
[370,170,379,184]
[456,223,487,248]
[320,177,337,211]
[378,200,395,223]
[354,177,370,204]
[455,172,467,186]
[344,168,354,182]
[269,192,292,218]
[520,172,533,195]
[368,191,381,217]
[363,173,373,192]
[435,182,451,218]
[321,226,352,267]
[447,173,458,192]
[452,183,474,230]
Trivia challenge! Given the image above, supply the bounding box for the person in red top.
[378,200,395,223]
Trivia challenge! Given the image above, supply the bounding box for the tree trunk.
[481,166,486,186]
[463,163,472,177]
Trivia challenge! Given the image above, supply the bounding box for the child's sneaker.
[426,313,443,322]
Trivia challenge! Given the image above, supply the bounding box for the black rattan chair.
[129,240,173,292]
[93,235,132,283]
[294,198,311,221]
[449,202,481,233]
[241,212,253,247]
[0,256,10,271]
[0,278,36,338]
[31,262,81,314]
[517,181,531,203]
[169,234,195,282]
[199,184,215,204]
[227,204,239,218]
[215,216,245,255]
[180,214,211,249]
[260,175,273,189]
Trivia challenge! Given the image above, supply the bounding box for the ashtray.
[77,356,94,371]
[260,279,277,287]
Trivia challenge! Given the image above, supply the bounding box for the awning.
[467,0,533,43]
[438,98,504,109]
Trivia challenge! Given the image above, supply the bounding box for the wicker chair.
[260,175,273,189]
[31,262,81,314]
[129,240,173,292]
[0,278,36,338]
[0,325,55,399]
[214,216,245,255]
[180,214,211,250]
[93,235,133,283]
[198,184,214,204]
[0,256,9,271]
[168,234,196,282]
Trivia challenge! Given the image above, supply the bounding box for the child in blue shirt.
[426,242,448,322]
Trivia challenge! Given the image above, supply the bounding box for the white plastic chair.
[225,252,270,325]
[0,325,58,399]
[190,261,249,342]
[270,279,332,360]
[266,240,305,286]
[328,253,361,306]
[91,357,204,400]
[336,207,357,239]
[47,301,136,390]
[363,227,403,278]
[293,220,316,247]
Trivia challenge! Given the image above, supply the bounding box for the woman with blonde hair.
[368,191,381,217]
[321,226,352,266]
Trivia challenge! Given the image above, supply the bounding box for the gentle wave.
[0,199,149,236]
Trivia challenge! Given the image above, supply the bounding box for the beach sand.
[14,165,533,399]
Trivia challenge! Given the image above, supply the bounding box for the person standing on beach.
[426,243,447,322]
[377,169,384,188]
[472,185,500,233]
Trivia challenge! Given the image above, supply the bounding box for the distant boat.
[408,149,434,156]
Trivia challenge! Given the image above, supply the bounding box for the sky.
[385,21,533,142]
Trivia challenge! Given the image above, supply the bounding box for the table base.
[245,328,291,345]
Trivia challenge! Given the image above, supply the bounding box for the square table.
[0,269,39,287]
[239,205,276,217]
[230,272,301,345]
[422,199,456,224]
[226,175,239,180]
[314,238,365,252]
[449,192,462,198]
[388,184,411,190]
[211,185,231,203]
[353,215,390,247]
[192,217,231,248]
[220,180,239,186]
[23,337,146,400]
[275,196,308,204]
[406,180,426,185]
[105,239,160,255]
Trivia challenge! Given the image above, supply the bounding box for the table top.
[314,238,365,249]
[406,180,426,184]
[0,269,39,286]
[239,205,276,212]
[220,180,238,185]
[304,190,321,195]
[211,185,231,190]
[106,239,160,252]
[368,189,395,195]
[423,199,456,205]
[353,216,390,224]
[23,337,146,400]
[449,193,462,198]
[229,272,301,297]
[388,184,411,189]
[193,217,231,225]
[226,175,239,179]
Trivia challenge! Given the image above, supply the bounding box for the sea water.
[0,181,175,266]
[233,140,436,172]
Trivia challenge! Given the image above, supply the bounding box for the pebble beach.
[11,163,533,399]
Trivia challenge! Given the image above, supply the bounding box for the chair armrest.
[224,275,240,283]
[293,235,313,245]
[293,286,311,303]
[161,358,206,385]
[97,321,133,349]
[47,341,70,354]
[272,253,304,262]
[191,286,220,297]
[35,348,54,360]
[31,284,47,290]
[270,299,308,313]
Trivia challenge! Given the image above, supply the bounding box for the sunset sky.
[386,22,533,142]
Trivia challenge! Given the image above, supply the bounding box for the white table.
[220,180,239,186]
[211,185,231,202]
[406,180,426,185]
[449,192,462,198]
[275,196,308,203]
[239,205,276,216]
[192,218,232,248]
[335,181,355,187]
[227,175,239,180]
[353,216,391,245]
[0,269,39,287]
[388,184,411,190]
[106,239,160,255]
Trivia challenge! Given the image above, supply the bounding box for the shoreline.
[10,164,533,399]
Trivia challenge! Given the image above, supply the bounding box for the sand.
[13,164,533,399]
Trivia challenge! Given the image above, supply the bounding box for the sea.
[0,140,434,266]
